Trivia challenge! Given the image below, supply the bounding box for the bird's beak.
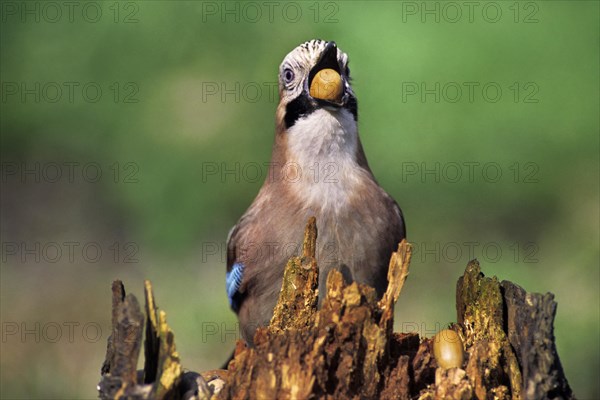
[307,42,346,106]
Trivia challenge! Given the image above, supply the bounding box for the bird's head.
[276,39,357,131]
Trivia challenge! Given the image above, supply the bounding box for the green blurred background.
[1,1,598,398]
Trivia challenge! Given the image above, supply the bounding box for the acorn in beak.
[308,42,345,105]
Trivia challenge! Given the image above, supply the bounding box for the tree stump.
[98,218,574,399]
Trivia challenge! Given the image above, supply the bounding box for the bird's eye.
[283,68,295,84]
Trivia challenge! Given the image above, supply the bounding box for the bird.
[226,39,406,345]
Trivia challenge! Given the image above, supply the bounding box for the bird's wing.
[392,199,406,237]
[226,222,240,272]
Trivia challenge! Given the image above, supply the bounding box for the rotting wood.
[501,280,573,399]
[98,219,574,400]
[99,281,184,399]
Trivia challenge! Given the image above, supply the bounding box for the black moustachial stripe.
[346,96,358,121]
[285,93,317,129]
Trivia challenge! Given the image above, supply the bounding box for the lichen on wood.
[454,260,523,400]
[269,216,320,333]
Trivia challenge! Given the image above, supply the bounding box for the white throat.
[285,108,367,211]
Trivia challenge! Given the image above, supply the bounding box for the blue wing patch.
[226,262,245,312]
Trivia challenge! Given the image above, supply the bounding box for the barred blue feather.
[226,262,245,312]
